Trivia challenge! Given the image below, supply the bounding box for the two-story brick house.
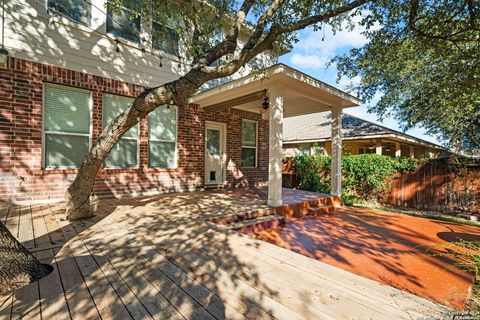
[0,0,360,205]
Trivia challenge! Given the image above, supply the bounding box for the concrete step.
[230,215,285,233]
[308,205,334,216]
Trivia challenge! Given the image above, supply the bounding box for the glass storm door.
[205,122,226,186]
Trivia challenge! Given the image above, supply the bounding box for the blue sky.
[278,20,442,145]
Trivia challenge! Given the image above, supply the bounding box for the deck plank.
[5,205,19,238]
[11,257,41,320]
[54,247,102,320]
[84,216,296,320]
[88,239,187,320]
[82,241,153,320]
[17,205,34,249]
[0,204,10,226]
[84,218,250,320]
[37,206,71,320]
[48,206,134,320]
[119,245,247,320]
[67,240,134,320]
[0,294,13,320]
[94,233,307,320]
[94,224,432,320]
[31,205,51,249]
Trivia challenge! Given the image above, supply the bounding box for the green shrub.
[294,153,331,194]
[293,154,418,201]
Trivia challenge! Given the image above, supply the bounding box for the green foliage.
[294,154,331,194]
[294,154,418,200]
[341,194,364,206]
[334,1,480,151]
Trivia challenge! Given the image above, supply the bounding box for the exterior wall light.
[259,90,269,114]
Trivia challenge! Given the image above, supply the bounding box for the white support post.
[409,145,414,159]
[395,142,401,158]
[376,140,383,155]
[331,107,342,196]
[267,86,283,207]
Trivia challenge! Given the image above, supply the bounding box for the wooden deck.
[0,190,449,319]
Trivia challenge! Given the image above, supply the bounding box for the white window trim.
[148,106,178,169]
[151,21,180,56]
[102,94,140,169]
[41,0,182,64]
[241,119,258,168]
[106,0,142,44]
[45,0,92,27]
[42,83,93,170]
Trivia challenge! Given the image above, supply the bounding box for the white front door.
[205,121,227,186]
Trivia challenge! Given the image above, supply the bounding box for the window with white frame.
[102,94,139,168]
[148,105,177,168]
[47,0,91,26]
[152,21,179,56]
[241,119,257,167]
[106,0,141,43]
[43,84,91,169]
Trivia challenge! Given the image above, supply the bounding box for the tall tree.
[334,0,480,153]
[65,0,374,220]
[65,0,479,220]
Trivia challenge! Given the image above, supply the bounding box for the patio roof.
[189,64,362,118]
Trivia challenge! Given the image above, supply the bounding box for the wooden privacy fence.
[282,158,480,214]
[382,159,480,214]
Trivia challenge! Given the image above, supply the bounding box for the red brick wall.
[0,57,268,203]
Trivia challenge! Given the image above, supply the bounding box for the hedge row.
[293,154,418,202]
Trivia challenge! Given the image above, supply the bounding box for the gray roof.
[283,111,442,148]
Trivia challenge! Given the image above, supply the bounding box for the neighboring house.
[283,112,445,159]
[0,0,360,205]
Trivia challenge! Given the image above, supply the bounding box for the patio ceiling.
[189,64,362,118]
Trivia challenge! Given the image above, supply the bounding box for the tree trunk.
[65,74,209,220]
[0,222,52,292]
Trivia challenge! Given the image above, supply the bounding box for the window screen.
[148,106,177,168]
[106,0,141,43]
[48,0,91,26]
[103,94,138,168]
[241,120,257,167]
[152,22,179,56]
[43,84,91,168]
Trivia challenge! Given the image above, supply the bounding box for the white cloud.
[337,75,362,90]
[290,53,328,69]
[298,18,370,54]
[289,13,380,70]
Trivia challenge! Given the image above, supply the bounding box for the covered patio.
[191,64,362,205]
[0,189,447,320]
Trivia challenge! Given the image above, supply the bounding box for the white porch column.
[395,142,401,158]
[376,140,383,155]
[331,107,342,196]
[267,86,283,207]
[409,145,414,158]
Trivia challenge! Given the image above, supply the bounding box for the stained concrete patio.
[245,207,480,310]
[0,189,449,319]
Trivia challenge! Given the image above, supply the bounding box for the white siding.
[4,0,274,87]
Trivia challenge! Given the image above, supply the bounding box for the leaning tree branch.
[190,0,255,69]
[243,0,285,51]
[201,0,375,77]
